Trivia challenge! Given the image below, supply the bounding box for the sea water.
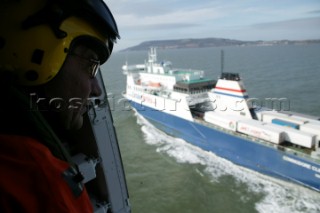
[101,45,320,213]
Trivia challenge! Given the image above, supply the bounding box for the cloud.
[251,17,320,30]
[127,23,200,31]
[106,0,320,50]
[308,10,320,14]
[107,0,229,27]
[223,16,320,41]
[108,1,174,17]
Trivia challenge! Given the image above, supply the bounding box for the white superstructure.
[123,47,215,121]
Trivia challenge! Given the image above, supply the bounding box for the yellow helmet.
[0,0,119,86]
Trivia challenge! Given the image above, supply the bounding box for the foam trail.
[135,111,320,213]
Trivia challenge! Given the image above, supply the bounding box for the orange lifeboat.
[148,82,161,87]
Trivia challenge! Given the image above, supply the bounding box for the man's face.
[43,44,102,130]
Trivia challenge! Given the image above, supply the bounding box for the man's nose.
[90,77,102,97]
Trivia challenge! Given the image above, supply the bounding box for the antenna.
[220,49,224,75]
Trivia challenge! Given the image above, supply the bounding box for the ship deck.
[192,116,319,163]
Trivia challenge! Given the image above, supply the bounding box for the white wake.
[135,111,320,213]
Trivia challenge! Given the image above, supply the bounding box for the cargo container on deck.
[237,120,284,144]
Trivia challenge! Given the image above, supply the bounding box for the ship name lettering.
[141,95,155,104]
[311,166,320,173]
[283,156,311,170]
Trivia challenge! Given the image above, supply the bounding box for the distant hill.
[121,38,320,51]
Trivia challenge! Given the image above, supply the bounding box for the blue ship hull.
[130,101,320,192]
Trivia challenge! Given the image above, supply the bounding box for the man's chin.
[68,115,84,130]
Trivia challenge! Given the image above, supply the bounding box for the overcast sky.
[106,0,320,51]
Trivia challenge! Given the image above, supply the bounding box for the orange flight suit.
[0,134,93,213]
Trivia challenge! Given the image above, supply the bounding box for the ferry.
[122,48,320,192]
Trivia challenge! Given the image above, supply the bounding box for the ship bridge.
[174,78,216,94]
[220,72,240,81]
